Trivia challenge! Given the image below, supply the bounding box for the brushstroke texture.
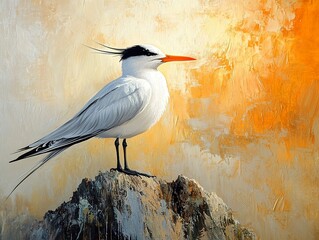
[1,1,318,239]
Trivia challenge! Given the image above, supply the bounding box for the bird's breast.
[98,72,169,139]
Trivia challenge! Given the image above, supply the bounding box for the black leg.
[121,139,154,178]
[123,139,129,170]
[111,138,122,171]
[111,138,154,178]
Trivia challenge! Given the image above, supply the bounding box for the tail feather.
[7,130,104,199]
[10,134,97,163]
[13,146,31,154]
[6,148,67,200]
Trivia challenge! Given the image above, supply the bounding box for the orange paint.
[2,1,319,239]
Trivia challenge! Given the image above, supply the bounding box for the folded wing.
[12,77,151,162]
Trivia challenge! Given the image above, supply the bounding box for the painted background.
[1,1,319,239]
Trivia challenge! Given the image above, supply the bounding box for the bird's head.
[87,43,195,75]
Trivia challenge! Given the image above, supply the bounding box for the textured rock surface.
[21,171,254,239]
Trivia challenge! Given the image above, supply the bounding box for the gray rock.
[8,171,256,239]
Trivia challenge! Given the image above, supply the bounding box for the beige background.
[1,1,319,239]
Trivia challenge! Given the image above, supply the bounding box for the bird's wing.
[13,77,152,161]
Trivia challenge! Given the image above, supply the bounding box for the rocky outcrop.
[21,171,254,239]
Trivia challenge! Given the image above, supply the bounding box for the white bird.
[9,43,195,197]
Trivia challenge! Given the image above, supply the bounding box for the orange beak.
[161,55,196,62]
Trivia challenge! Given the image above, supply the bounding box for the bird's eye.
[146,52,151,56]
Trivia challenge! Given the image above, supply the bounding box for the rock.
[24,171,255,239]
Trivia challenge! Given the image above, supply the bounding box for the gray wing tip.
[12,146,31,154]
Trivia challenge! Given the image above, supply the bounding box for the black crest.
[85,42,157,61]
[121,45,157,60]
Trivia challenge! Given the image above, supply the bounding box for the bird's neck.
[122,66,161,80]
[122,67,168,97]
[121,58,162,78]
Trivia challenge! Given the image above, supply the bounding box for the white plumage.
[8,43,195,197]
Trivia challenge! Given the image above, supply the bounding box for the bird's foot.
[110,167,154,178]
[123,168,155,178]
[110,166,122,172]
